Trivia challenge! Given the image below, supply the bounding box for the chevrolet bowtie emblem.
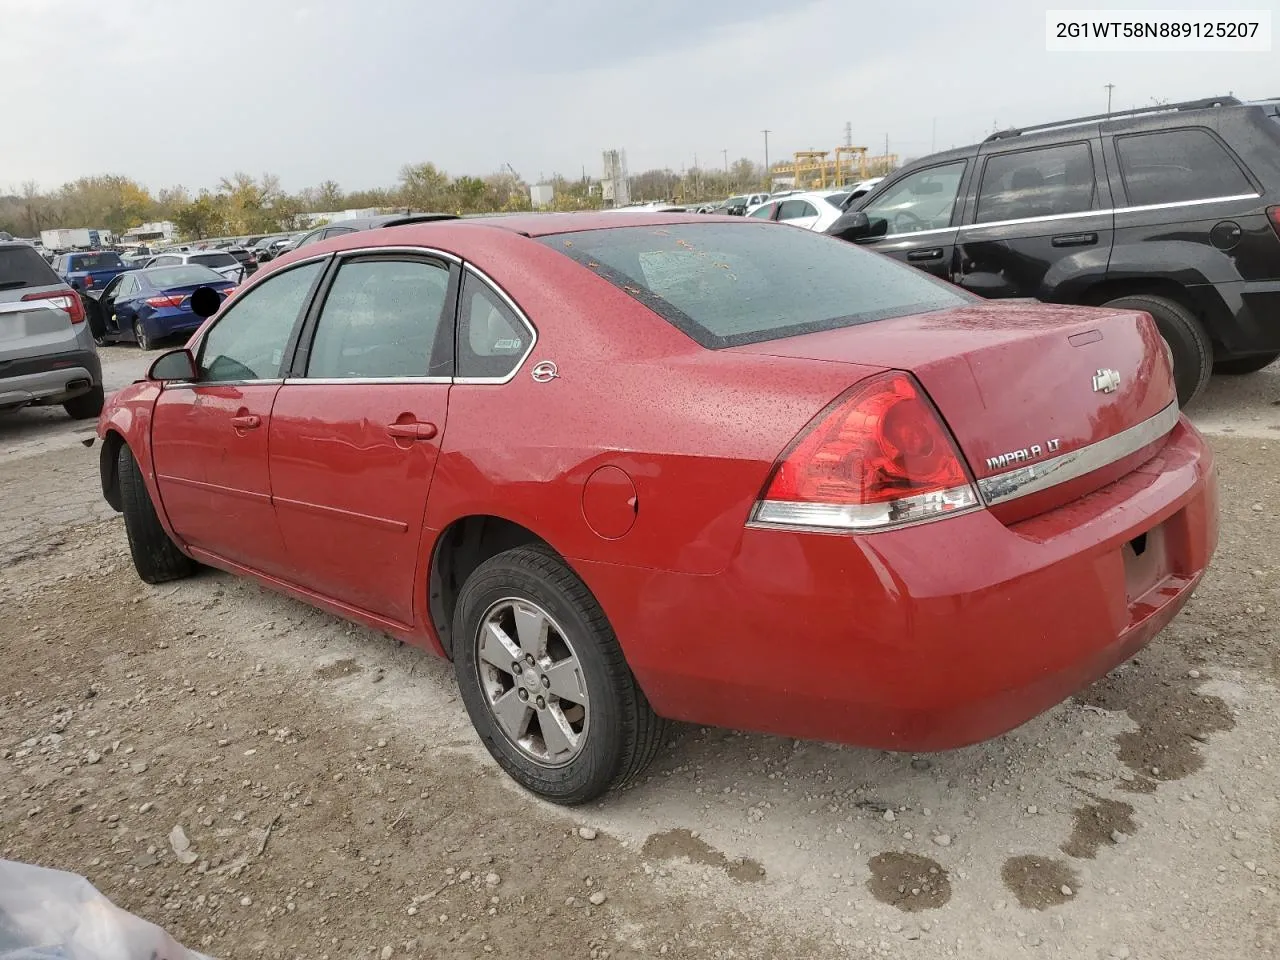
[1092,368,1121,393]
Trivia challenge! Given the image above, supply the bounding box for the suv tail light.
[81,274,94,289]
[1268,205,1280,240]
[752,371,979,532]
[145,294,186,308]
[22,289,86,325]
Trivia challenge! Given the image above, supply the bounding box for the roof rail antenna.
[983,95,1242,142]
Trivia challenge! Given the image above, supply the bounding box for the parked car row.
[813,95,1280,404]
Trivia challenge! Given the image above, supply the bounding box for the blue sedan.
[89,265,237,350]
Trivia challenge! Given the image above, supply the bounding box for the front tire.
[1101,294,1211,407]
[117,444,195,584]
[63,385,104,420]
[133,320,152,351]
[1213,351,1279,375]
[452,545,665,804]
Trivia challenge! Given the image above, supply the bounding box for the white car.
[143,250,245,283]
[744,190,849,232]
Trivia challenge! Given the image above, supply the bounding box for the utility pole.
[693,152,699,199]
[722,148,729,176]
[761,129,771,188]
[1105,82,1115,115]
[931,118,937,153]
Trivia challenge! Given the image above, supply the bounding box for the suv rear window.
[192,252,238,268]
[68,252,123,270]
[1115,128,1254,206]
[540,223,972,348]
[0,244,62,290]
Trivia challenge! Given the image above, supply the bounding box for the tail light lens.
[22,290,86,325]
[145,294,186,308]
[1268,205,1280,240]
[753,371,979,532]
[82,275,94,289]
[221,287,237,300]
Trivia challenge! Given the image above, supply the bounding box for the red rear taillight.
[82,275,94,289]
[753,371,978,531]
[22,290,86,325]
[1268,205,1280,239]
[221,287,237,300]
[145,294,186,308]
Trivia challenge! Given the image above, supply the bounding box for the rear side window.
[0,245,61,289]
[976,142,1096,223]
[541,223,972,349]
[777,200,818,220]
[1116,129,1253,206]
[305,258,452,379]
[456,273,533,379]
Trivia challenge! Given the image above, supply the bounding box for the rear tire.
[1213,351,1279,375]
[117,444,195,584]
[133,320,152,351]
[1101,294,1211,407]
[452,544,665,804]
[63,385,104,420]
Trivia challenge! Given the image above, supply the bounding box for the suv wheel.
[452,545,665,804]
[1213,351,1279,376]
[1102,294,1212,406]
[117,444,195,584]
[63,385,104,420]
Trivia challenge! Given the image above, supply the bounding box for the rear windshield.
[68,252,123,270]
[192,252,238,268]
[0,244,62,290]
[539,223,972,348]
[228,249,253,262]
[144,265,225,288]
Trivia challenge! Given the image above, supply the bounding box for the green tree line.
[0,157,773,241]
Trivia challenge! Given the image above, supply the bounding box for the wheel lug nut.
[518,689,529,702]
[540,675,551,688]
[535,696,546,710]
[511,662,522,675]
[525,655,535,666]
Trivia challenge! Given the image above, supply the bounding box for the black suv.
[827,96,1280,404]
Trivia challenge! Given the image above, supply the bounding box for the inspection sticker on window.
[1046,10,1271,51]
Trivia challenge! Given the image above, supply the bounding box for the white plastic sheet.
[0,860,210,960]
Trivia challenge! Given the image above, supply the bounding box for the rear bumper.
[0,348,101,408]
[146,309,204,339]
[577,417,1217,751]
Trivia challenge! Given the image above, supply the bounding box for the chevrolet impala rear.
[543,221,1217,754]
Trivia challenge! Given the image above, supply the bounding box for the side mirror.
[825,210,872,242]
[148,348,197,382]
[189,285,222,319]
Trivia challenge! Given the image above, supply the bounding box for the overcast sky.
[4,0,1277,193]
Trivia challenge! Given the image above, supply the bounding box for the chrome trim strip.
[161,378,284,390]
[455,263,538,385]
[873,193,1261,241]
[281,377,451,385]
[334,245,462,264]
[976,401,1179,507]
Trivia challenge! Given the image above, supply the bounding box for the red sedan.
[96,213,1218,803]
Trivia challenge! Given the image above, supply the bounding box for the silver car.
[144,249,245,284]
[0,241,104,419]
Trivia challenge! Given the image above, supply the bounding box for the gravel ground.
[0,347,1277,959]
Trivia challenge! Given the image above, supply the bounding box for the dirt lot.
[1,348,1278,959]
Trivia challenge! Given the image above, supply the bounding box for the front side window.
[1116,128,1253,205]
[305,258,451,379]
[542,223,972,349]
[976,142,1096,223]
[861,161,967,236]
[456,273,532,379]
[198,260,323,383]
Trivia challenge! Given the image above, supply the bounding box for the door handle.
[907,248,944,261]
[386,421,438,441]
[1051,232,1098,247]
[230,414,261,429]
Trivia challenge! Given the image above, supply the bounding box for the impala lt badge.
[1092,368,1121,393]
[986,437,1062,472]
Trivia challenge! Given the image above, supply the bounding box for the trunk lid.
[731,301,1177,520]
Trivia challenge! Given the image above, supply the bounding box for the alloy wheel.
[474,598,590,767]
[133,321,150,351]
